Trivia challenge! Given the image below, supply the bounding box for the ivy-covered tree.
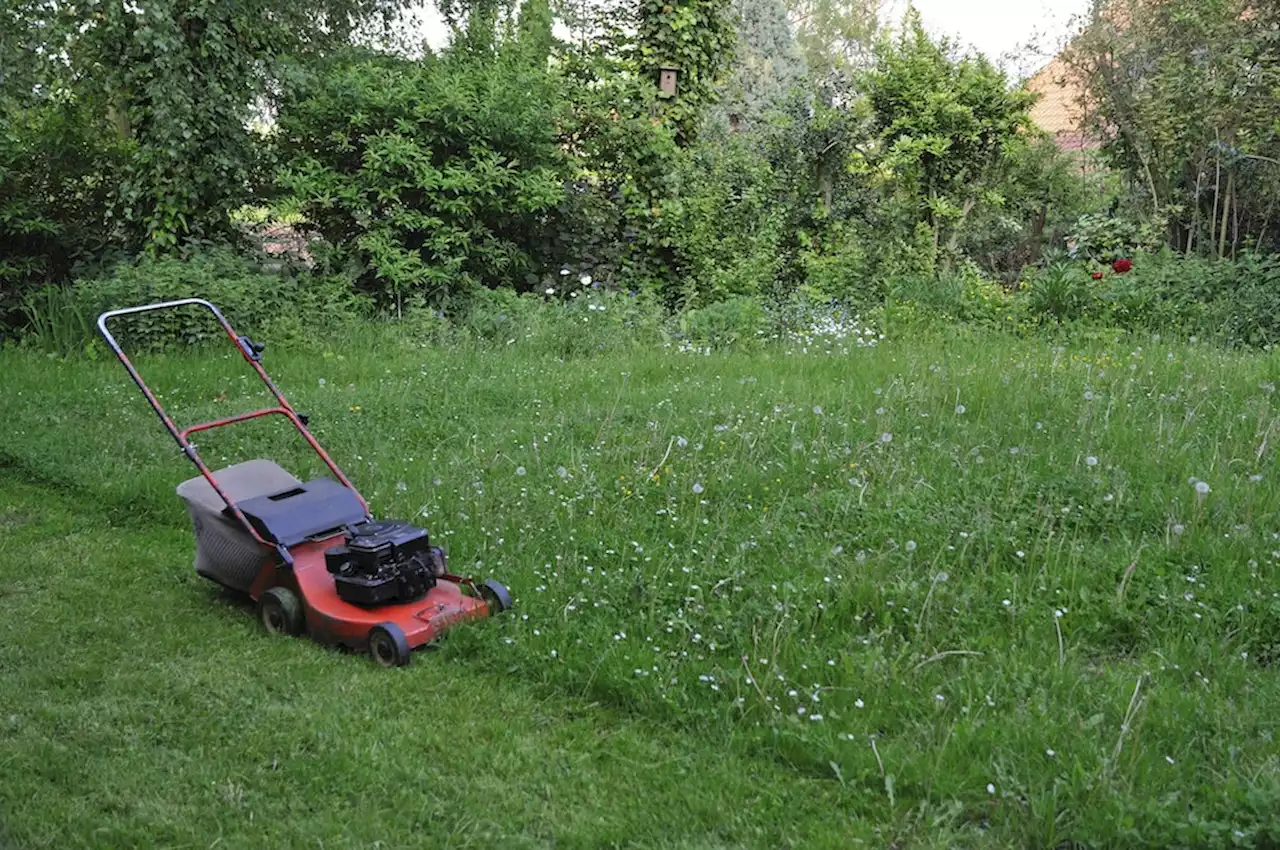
[637,0,738,143]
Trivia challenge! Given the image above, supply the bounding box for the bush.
[659,132,786,309]
[273,34,569,312]
[453,285,666,357]
[675,295,770,351]
[59,247,371,353]
[887,265,1030,334]
[0,96,125,328]
[795,223,878,308]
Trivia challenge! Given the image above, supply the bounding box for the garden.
[3,0,1280,847]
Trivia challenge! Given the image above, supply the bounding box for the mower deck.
[249,536,494,653]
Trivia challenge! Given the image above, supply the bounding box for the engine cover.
[324,520,446,607]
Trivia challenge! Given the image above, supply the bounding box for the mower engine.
[324,520,447,607]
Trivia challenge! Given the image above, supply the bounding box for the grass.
[3,316,1280,848]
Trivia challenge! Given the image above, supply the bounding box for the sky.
[403,0,1095,80]
[883,0,1093,76]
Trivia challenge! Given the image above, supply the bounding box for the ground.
[2,323,1279,848]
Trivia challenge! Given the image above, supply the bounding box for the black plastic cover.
[230,477,368,547]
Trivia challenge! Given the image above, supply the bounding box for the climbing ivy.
[637,0,737,143]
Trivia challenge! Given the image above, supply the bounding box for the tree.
[6,0,417,254]
[1063,0,1280,257]
[712,0,808,132]
[862,11,1040,266]
[637,0,738,143]
[786,0,881,81]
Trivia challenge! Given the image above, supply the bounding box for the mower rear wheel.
[477,579,513,614]
[257,586,305,636]
[368,623,411,668]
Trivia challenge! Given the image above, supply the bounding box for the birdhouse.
[658,65,679,97]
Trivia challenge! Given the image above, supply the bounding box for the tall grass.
[3,322,1280,846]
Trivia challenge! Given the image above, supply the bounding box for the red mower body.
[96,298,511,667]
[249,537,491,651]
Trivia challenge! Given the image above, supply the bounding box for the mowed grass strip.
[3,324,1280,846]
[0,476,882,849]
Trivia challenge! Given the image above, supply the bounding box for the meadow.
[2,316,1279,848]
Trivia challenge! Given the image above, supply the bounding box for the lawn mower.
[96,297,512,667]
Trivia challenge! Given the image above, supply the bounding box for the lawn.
[3,321,1280,848]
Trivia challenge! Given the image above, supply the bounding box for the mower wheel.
[478,579,513,614]
[257,587,305,636]
[368,623,412,668]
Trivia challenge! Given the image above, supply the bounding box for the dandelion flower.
[1195,481,1210,496]
[955,404,966,414]
[880,432,893,444]
[692,482,704,495]
[516,466,527,476]
[987,784,996,794]
[1085,456,1098,467]
[905,540,917,553]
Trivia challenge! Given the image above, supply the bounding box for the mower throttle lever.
[237,335,265,361]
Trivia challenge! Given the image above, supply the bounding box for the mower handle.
[96,298,370,566]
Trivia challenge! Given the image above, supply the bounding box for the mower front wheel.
[257,586,305,637]
[477,579,513,614]
[368,623,412,668]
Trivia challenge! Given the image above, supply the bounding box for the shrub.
[675,295,770,351]
[658,132,785,309]
[1025,260,1096,323]
[887,265,1030,334]
[273,37,569,313]
[60,247,370,353]
[795,223,878,308]
[0,96,125,328]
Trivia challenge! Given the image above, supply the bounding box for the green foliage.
[638,0,737,143]
[864,11,1040,268]
[546,37,683,293]
[1065,0,1280,257]
[274,35,569,309]
[676,294,769,349]
[61,247,370,353]
[5,0,414,256]
[791,221,883,308]
[1067,211,1166,264]
[1024,260,1095,323]
[660,133,785,307]
[888,265,1029,334]
[0,96,126,327]
[785,0,879,79]
[711,0,807,132]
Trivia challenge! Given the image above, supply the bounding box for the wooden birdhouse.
[658,65,679,97]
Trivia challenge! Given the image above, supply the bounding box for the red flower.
[1112,258,1133,274]
[1092,271,1104,280]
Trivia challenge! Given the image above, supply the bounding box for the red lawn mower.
[97,298,512,667]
